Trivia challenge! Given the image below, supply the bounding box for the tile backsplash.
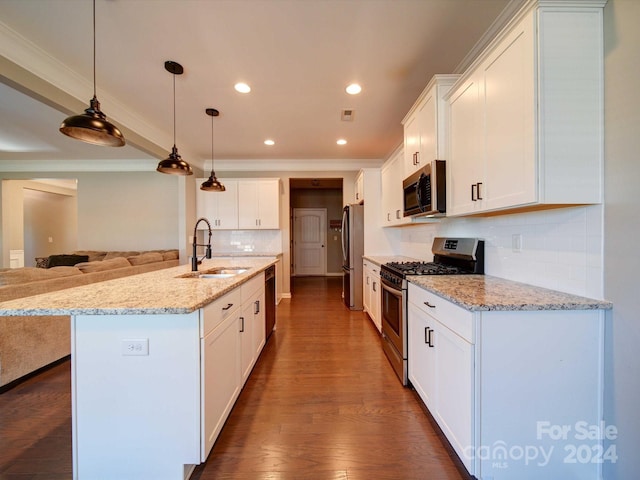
[397,205,604,299]
[210,230,283,255]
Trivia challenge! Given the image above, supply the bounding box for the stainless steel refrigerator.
[341,203,364,310]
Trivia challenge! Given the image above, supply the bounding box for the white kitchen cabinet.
[362,260,381,332]
[407,282,605,480]
[380,147,410,226]
[354,171,364,204]
[354,168,392,255]
[201,290,242,460]
[240,273,266,383]
[238,179,280,229]
[408,284,473,471]
[447,2,605,216]
[195,179,239,229]
[402,75,458,178]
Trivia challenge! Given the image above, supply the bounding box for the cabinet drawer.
[408,283,474,343]
[201,289,242,337]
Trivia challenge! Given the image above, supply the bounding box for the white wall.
[75,172,180,251]
[23,188,77,265]
[603,1,640,478]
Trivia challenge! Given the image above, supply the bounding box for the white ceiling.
[0,0,514,172]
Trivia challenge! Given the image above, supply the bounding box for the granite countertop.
[408,275,612,311]
[363,255,421,267]
[0,257,278,316]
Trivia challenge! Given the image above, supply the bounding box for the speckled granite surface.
[210,252,282,257]
[0,257,278,316]
[362,255,421,267]
[408,275,612,311]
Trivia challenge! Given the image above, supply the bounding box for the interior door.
[293,208,327,276]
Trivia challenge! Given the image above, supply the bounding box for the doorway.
[289,178,343,277]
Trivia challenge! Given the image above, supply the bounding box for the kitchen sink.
[178,268,248,279]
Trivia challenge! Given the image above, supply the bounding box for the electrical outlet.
[48,236,53,243]
[512,233,523,252]
[121,339,149,356]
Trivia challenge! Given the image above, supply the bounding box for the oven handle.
[381,280,403,300]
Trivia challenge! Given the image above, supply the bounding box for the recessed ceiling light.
[345,83,362,95]
[234,83,251,93]
[337,139,347,145]
[264,139,275,146]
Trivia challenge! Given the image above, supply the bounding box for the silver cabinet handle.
[423,301,436,308]
[254,300,260,314]
[239,316,245,332]
[222,303,234,311]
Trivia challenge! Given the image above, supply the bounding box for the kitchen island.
[0,257,278,480]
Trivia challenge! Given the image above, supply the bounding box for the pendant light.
[157,61,193,175]
[59,0,125,147]
[200,108,226,192]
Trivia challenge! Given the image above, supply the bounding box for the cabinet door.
[433,322,473,473]
[215,180,239,229]
[407,301,436,409]
[417,92,436,166]
[238,180,279,229]
[201,312,241,461]
[448,74,484,216]
[482,14,536,212]
[362,262,372,314]
[381,150,409,226]
[252,290,266,361]
[370,269,381,332]
[403,112,421,177]
[239,300,254,383]
[354,172,364,203]
[196,179,238,230]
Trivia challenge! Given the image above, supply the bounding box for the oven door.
[381,281,407,385]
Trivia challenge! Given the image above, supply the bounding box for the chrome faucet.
[192,217,213,271]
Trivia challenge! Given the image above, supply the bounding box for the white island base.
[71,312,202,479]
[70,269,268,480]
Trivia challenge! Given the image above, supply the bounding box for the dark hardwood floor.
[0,277,464,480]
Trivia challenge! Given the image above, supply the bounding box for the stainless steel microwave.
[402,160,446,217]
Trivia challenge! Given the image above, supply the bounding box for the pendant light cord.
[92,0,96,97]
[173,73,176,146]
[211,115,218,173]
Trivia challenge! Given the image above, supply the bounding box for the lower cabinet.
[407,282,605,480]
[201,272,266,460]
[362,260,381,332]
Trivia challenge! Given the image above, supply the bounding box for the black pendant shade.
[157,61,193,176]
[200,108,225,191]
[59,0,125,147]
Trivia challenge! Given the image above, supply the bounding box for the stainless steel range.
[380,237,485,385]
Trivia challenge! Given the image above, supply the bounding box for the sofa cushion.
[162,250,179,261]
[75,257,131,273]
[46,254,89,268]
[0,266,82,286]
[127,252,164,266]
[73,250,108,262]
[103,251,140,261]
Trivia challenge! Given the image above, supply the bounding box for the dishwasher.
[264,265,276,340]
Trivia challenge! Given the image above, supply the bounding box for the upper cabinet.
[447,1,605,217]
[402,75,459,179]
[354,171,365,204]
[196,178,280,230]
[195,179,239,230]
[238,179,280,230]
[381,146,410,227]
